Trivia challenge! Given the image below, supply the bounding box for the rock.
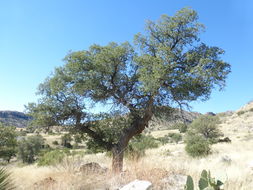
[218,137,231,143]
[206,112,216,116]
[120,180,152,190]
[79,162,108,175]
[221,155,232,164]
[160,174,187,190]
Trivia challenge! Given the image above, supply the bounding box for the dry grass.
[9,102,253,189]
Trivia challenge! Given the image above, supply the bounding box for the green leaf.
[184,176,194,190]
[199,178,208,190]
[201,170,208,179]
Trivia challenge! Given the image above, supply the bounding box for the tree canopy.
[26,8,231,172]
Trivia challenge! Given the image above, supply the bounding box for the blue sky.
[0,0,252,113]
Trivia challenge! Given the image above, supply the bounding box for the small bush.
[237,110,246,116]
[188,115,222,144]
[37,150,68,166]
[61,134,73,148]
[52,140,59,145]
[18,135,45,164]
[157,133,182,144]
[172,122,188,133]
[249,108,253,112]
[125,135,159,160]
[185,134,211,157]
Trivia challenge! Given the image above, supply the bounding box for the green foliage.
[249,108,253,112]
[37,150,68,166]
[17,130,27,136]
[52,140,59,145]
[125,135,159,160]
[157,133,182,144]
[61,134,72,148]
[25,8,231,171]
[188,115,222,144]
[237,110,246,116]
[171,122,188,133]
[0,124,17,163]
[185,176,194,190]
[185,170,223,190]
[18,135,45,164]
[185,134,211,157]
[0,168,14,190]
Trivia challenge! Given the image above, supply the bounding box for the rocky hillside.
[0,111,31,128]
[148,107,201,131]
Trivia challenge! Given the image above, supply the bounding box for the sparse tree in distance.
[18,135,44,164]
[26,8,231,173]
[0,124,17,163]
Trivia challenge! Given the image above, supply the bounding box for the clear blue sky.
[0,0,252,113]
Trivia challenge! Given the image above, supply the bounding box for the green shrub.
[0,125,17,163]
[18,135,45,164]
[52,140,59,145]
[188,115,222,144]
[249,108,253,112]
[125,135,159,160]
[157,133,182,144]
[168,133,182,143]
[185,134,211,157]
[172,122,188,133]
[37,150,67,166]
[0,167,14,190]
[237,110,246,116]
[61,134,72,148]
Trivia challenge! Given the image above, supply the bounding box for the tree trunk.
[112,145,124,173]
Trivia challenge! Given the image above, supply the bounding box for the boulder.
[221,155,232,164]
[160,174,187,190]
[206,112,216,116]
[120,180,152,190]
[79,162,108,175]
[218,137,231,143]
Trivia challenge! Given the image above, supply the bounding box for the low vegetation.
[185,115,222,157]
[185,170,223,190]
[0,167,14,190]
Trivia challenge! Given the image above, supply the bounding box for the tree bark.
[112,145,124,173]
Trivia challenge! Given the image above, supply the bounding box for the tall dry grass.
[9,102,253,189]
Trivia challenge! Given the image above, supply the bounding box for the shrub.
[125,135,159,161]
[0,125,17,163]
[0,167,14,190]
[157,133,182,144]
[18,135,45,164]
[185,134,211,157]
[188,115,222,144]
[168,133,182,143]
[61,134,72,148]
[38,150,68,166]
[52,140,59,145]
[172,122,188,133]
[237,110,246,116]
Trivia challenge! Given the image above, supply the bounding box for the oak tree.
[26,8,231,172]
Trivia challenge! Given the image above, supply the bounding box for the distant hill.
[147,107,201,131]
[0,111,31,128]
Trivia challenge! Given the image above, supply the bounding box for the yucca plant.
[0,167,14,190]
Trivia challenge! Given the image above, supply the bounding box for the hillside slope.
[0,111,31,128]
